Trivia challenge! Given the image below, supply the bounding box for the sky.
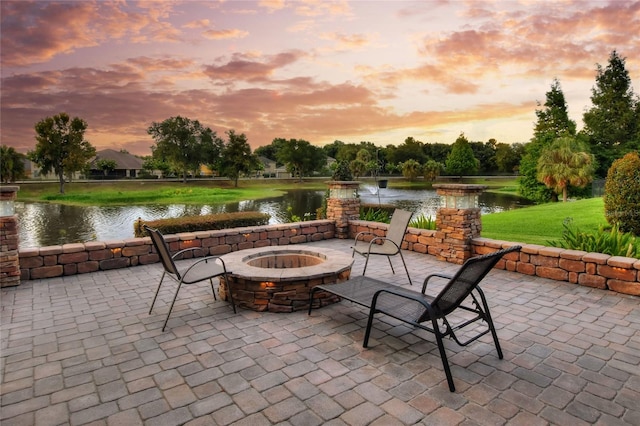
[1,0,639,157]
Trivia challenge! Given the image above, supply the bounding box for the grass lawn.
[481,198,607,245]
[15,179,326,206]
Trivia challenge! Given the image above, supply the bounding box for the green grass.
[18,181,295,206]
[482,198,606,245]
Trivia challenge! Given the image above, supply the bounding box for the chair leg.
[209,279,217,301]
[398,251,412,286]
[432,319,456,392]
[162,280,184,332]
[475,288,503,359]
[149,272,166,314]
[362,254,370,276]
[386,256,396,274]
[363,306,378,348]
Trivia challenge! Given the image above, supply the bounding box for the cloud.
[319,32,373,50]
[203,28,250,40]
[203,50,307,83]
[183,19,211,29]
[0,1,184,67]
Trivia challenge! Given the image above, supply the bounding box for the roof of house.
[92,149,143,170]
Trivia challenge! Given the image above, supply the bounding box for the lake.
[16,187,532,249]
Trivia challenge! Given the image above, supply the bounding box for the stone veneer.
[14,198,640,298]
[218,246,353,312]
[348,220,640,297]
[18,221,335,281]
[0,186,20,288]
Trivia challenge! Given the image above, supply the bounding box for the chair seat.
[353,240,399,256]
[179,259,227,284]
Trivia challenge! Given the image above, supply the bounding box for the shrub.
[331,160,353,181]
[359,207,391,223]
[134,211,270,237]
[409,214,436,230]
[604,152,640,235]
[547,218,639,258]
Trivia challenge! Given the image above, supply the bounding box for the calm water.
[16,187,531,249]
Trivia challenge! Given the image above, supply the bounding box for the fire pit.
[219,246,353,312]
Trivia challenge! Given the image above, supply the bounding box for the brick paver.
[2,239,639,424]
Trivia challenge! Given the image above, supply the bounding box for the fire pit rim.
[221,246,353,282]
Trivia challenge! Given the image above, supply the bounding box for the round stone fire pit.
[219,246,353,312]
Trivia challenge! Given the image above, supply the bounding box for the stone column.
[0,186,20,287]
[326,181,360,239]
[433,184,486,264]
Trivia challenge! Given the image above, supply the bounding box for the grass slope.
[481,198,606,245]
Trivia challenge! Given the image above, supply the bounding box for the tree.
[0,145,26,183]
[604,152,640,235]
[219,130,260,187]
[536,137,594,202]
[470,139,497,173]
[96,159,117,177]
[445,133,479,176]
[422,160,443,181]
[349,149,372,179]
[147,116,216,183]
[142,156,171,178]
[387,137,427,165]
[29,113,95,193]
[495,142,524,174]
[400,159,421,181]
[583,50,640,177]
[275,138,327,182]
[423,142,451,164]
[519,79,576,202]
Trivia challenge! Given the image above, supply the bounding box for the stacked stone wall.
[348,220,640,297]
[19,220,335,281]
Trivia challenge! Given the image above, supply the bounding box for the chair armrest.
[171,247,206,260]
[182,255,230,276]
[422,273,453,293]
[370,287,439,326]
[361,236,398,249]
[353,231,374,242]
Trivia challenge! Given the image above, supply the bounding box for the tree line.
[5,50,638,201]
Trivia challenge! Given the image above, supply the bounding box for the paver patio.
[1,239,639,425]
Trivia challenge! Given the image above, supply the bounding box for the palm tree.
[537,137,595,202]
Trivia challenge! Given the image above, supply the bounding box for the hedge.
[134,211,271,237]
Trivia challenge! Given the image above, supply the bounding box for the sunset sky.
[2,0,639,156]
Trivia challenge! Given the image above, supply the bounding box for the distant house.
[258,156,279,178]
[90,149,144,179]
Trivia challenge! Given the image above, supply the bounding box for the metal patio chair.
[310,245,521,391]
[145,225,236,331]
[352,208,413,285]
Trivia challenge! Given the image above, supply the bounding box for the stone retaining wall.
[17,217,640,297]
[19,221,335,281]
[349,220,640,297]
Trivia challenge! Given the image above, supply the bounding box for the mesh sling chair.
[310,245,520,391]
[363,245,521,391]
[352,209,413,285]
[145,225,236,331]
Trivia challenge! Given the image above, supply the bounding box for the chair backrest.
[384,209,413,248]
[145,225,181,279]
[430,246,521,317]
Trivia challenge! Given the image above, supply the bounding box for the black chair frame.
[310,245,521,391]
[145,225,236,331]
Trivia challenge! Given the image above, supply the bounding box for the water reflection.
[16,187,529,249]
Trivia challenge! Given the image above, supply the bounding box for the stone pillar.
[0,186,20,287]
[326,181,360,239]
[433,184,486,264]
